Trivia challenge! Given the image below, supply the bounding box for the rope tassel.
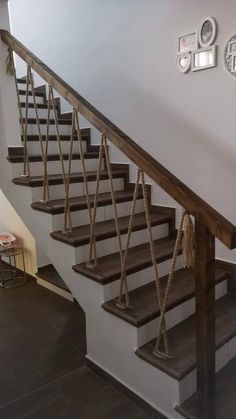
[6,48,15,76]
[182,213,195,268]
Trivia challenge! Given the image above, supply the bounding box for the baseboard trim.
[36,276,74,302]
[86,357,167,419]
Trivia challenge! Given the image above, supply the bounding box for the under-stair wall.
[0,0,42,271]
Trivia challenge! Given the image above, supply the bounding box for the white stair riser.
[21,107,51,119]
[137,280,227,347]
[51,198,144,230]
[103,256,183,301]
[19,95,44,104]
[30,178,124,201]
[27,123,72,136]
[74,222,170,264]
[26,140,87,155]
[11,158,101,177]
[179,330,236,403]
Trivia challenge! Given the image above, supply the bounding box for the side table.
[0,246,28,288]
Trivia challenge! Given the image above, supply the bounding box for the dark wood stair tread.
[37,264,70,292]
[31,190,143,214]
[12,168,127,187]
[176,354,236,419]
[8,152,99,163]
[21,117,71,125]
[23,129,90,141]
[102,267,229,327]
[73,234,176,284]
[51,210,171,247]
[135,293,235,380]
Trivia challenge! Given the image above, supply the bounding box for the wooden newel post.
[195,217,216,419]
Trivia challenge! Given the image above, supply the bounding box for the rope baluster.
[49,86,66,181]
[103,136,126,298]
[153,210,186,359]
[117,168,141,309]
[7,48,31,177]
[140,170,169,358]
[64,108,76,232]
[42,85,53,202]
[27,68,47,178]
[87,134,105,268]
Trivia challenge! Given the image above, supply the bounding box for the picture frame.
[198,17,217,48]
[178,32,198,53]
[223,34,236,78]
[176,52,191,73]
[191,45,217,72]
[228,40,236,56]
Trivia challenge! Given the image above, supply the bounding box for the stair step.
[102,268,229,327]
[8,152,99,163]
[135,293,235,380]
[12,168,128,187]
[18,89,44,97]
[51,210,170,247]
[176,355,236,419]
[20,102,51,109]
[23,128,90,141]
[31,190,143,214]
[37,264,70,291]
[22,117,71,125]
[73,234,176,284]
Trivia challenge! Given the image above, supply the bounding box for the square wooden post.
[195,217,216,419]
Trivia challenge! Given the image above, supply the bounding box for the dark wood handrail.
[1,29,236,249]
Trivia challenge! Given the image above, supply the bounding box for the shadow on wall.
[0,189,37,276]
[90,67,236,224]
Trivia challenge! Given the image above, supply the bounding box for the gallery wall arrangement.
[177,16,217,73]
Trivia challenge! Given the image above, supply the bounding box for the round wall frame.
[224,34,236,78]
[198,17,217,48]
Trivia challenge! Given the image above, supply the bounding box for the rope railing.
[6,46,197,362]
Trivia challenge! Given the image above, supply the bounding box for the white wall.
[8,0,236,262]
[0,0,37,274]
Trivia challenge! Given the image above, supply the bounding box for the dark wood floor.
[0,278,165,419]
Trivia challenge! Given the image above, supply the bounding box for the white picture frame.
[198,17,217,48]
[176,52,191,73]
[178,32,198,53]
[191,45,217,72]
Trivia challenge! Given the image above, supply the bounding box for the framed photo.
[228,40,236,56]
[178,32,197,53]
[191,45,217,72]
[198,17,217,48]
[176,52,191,73]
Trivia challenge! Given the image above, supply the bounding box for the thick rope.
[64,108,76,232]
[8,52,31,177]
[117,168,141,309]
[28,68,46,168]
[103,137,126,297]
[87,134,105,268]
[140,170,169,357]
[154,210,186,358]
[42,85,52,202]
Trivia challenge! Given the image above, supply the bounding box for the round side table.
[0,246,28,288]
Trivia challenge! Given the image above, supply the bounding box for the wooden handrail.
[1,29,236,249]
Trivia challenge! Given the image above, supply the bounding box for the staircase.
[1,30,236,419]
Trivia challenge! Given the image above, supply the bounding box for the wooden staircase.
[2,30,236,419]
